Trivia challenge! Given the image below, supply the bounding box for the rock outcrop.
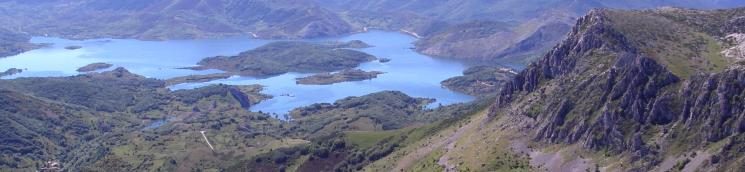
[723,33,745,61]
[492,8,745,170]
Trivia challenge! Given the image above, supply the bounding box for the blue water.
[0,31,474,115]
[0,36,271,79]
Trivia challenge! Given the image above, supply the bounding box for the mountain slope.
[358,7,745,171]
[0,89,138,170]
[492,7,745,171]
[0,68,284,171]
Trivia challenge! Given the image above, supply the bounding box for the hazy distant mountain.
[2,0,743,62]
[315,0,745,62]
[0,0,354,39]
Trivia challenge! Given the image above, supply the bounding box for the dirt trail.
[391,110,485,171]
[656,151,711,172]
[510,137,592,171]
[682,151,711,172]
[437,122,471,172]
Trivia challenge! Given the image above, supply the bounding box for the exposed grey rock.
[492,8,745,169]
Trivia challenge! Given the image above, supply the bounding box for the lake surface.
[0,31,474,115]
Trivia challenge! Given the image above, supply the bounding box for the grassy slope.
[363,108,532,172]
[604,9,731,78]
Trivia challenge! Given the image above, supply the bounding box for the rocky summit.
[494,7,745,171]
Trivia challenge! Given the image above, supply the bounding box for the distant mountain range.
[2,0,743,62]
[0,0,353,39]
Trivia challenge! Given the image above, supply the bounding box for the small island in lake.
[190,40,377,77]
[296,69,383,85]
[77,62,113,72]
[0,68,23,77]
[164,73,233,86]
[332,40,372,48]
[65,45,83,50]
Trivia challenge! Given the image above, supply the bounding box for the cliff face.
[493,8,745,170]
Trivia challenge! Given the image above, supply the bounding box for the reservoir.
[0,31,474,115]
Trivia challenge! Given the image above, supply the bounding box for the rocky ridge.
[493,7,745,170]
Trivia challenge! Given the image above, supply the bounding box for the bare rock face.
[680,65,745,142]
[492,8,745,170]
[723,33,745,61]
